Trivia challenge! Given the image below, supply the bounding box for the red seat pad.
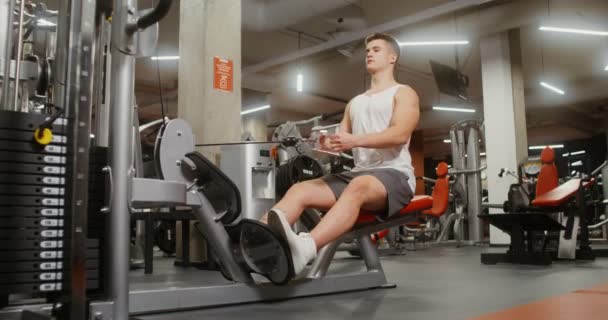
[532,178,581,207]
[356,195,433,224]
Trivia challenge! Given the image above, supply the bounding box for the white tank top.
[349,84,416,192]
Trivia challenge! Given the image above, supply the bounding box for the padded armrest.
[531,178,581,207]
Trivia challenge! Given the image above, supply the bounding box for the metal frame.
[0,1,427,319]
[449,120,486,244]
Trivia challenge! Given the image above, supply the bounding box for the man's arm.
[328,86,419,151]
[338,102,352,134]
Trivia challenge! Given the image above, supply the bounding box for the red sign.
[213,57,233,93]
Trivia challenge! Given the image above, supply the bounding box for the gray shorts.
[320,168,414,218]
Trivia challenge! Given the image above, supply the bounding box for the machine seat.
[532,178,582,207]
[355,195,433,224]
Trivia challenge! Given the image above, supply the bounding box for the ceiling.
[132,0,608,157]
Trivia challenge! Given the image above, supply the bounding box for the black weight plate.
[0,249,99,262]
[0,259,99,273]
[0,269,99,284]
[0,162,66,176]
[0,195,65,207]
[0,184,65,197]
[0,207,65,218]
[289,155,323,182]
[0,140,67,154]
[0,173,66,186]
[0,129,68,144]
[0,280,99,294]
[0,228,66,239]
[0,217,65,228]
[0,151,67,165]
[0,110,68,133]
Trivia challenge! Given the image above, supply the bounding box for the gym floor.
[133,245,608,320]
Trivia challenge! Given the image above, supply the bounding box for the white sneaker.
[268,209,317,277]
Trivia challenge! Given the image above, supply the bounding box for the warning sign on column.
[213,57,233,93]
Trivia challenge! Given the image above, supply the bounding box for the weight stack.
[0,110,104,303]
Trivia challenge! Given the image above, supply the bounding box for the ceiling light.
[562,152,570,157]
[539,82,565,95]
[571,160,583,167]
[480,152,486,156]
[528,144,564,150]
[433,106,475,113]
[443,139,452,144]
[296,73,303,92]
[570,150,586,156]
[539,26,608,36]
[150,56,180,61]
[37,18,56,27]
[399,40,469,46]
[241,104,270,116]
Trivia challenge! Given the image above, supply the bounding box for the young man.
[263,33,420,278]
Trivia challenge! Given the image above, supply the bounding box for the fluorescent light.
[563,152,570,157]
[528,144,564,150]
[539,26,608,36]
[480,152,486,156]
[443,139,452,144]
[399,40,469,46]
[241,104,270,115]
[150,56,180,61]
[296,73,303,92]
[37,18,56,27]
[433,106,476,113]
[571,160,583,167]
[570,150,586,156]
[539,82,565,95]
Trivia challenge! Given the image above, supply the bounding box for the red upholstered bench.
[532,178,595,207]
[355,195,434,225]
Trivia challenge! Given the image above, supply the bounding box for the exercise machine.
[480,147,608,265]
[0,1,438,319]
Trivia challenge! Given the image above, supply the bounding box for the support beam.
[480,30,528,245]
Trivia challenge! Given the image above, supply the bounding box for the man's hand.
[327,132,358,152]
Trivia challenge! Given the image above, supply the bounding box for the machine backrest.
[536,147,559,198]
[424,162,450,217]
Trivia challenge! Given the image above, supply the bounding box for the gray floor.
[134,245,608,320]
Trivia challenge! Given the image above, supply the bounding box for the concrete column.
[480,30,528,245]
[242,114,268,141]
[177,0,241,263]
[178,0,241,160]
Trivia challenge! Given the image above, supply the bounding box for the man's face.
[365,39,397,73]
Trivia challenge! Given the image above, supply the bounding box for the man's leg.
[260,178,336,224]
[268,175,388,277]
[309,175,387,249]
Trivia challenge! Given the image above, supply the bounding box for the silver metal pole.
[133,105,146,264]
[0,1,7,60]
[357,235,384,272]
[466,126,483,242]
[11,0,25,111]
[191,194,253,283]
[52,0,70,109]
[109,0,137,318]
[1,0,15,109]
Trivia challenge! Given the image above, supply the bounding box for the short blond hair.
[364,33,400,63]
